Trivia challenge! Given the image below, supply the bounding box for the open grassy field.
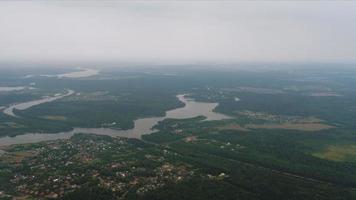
[245,122,334,131]
[313,145,356,162]
[40,115,67,121]
[215,120,333,132]
[216,123,249,131]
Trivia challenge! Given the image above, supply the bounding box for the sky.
[0,1,355,66]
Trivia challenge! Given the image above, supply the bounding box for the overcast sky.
[0,1,355,65]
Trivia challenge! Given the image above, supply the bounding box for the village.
[0,134,195,199]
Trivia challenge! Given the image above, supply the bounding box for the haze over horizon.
[1,1,356,66]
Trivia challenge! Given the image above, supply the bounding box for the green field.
[313,145,356,162]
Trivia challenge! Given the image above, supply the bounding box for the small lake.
[0,94,232,146]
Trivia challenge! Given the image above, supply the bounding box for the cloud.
[0,1,355,65]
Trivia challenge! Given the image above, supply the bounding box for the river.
[41,68,99,78]
[3,90,75,117]
[0,86,27,92]
[0,94,232,146]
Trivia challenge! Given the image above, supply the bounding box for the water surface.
[0,86,35,92]
[0,86,26,92]
[3,90,74,117]
[0,94,231,146]
[42,68,99,78]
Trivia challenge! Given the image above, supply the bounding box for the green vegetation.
[0,72,184,136]
[2,67,356,199]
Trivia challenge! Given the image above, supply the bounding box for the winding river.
[0,94,231,146]
[3,90,75,117]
